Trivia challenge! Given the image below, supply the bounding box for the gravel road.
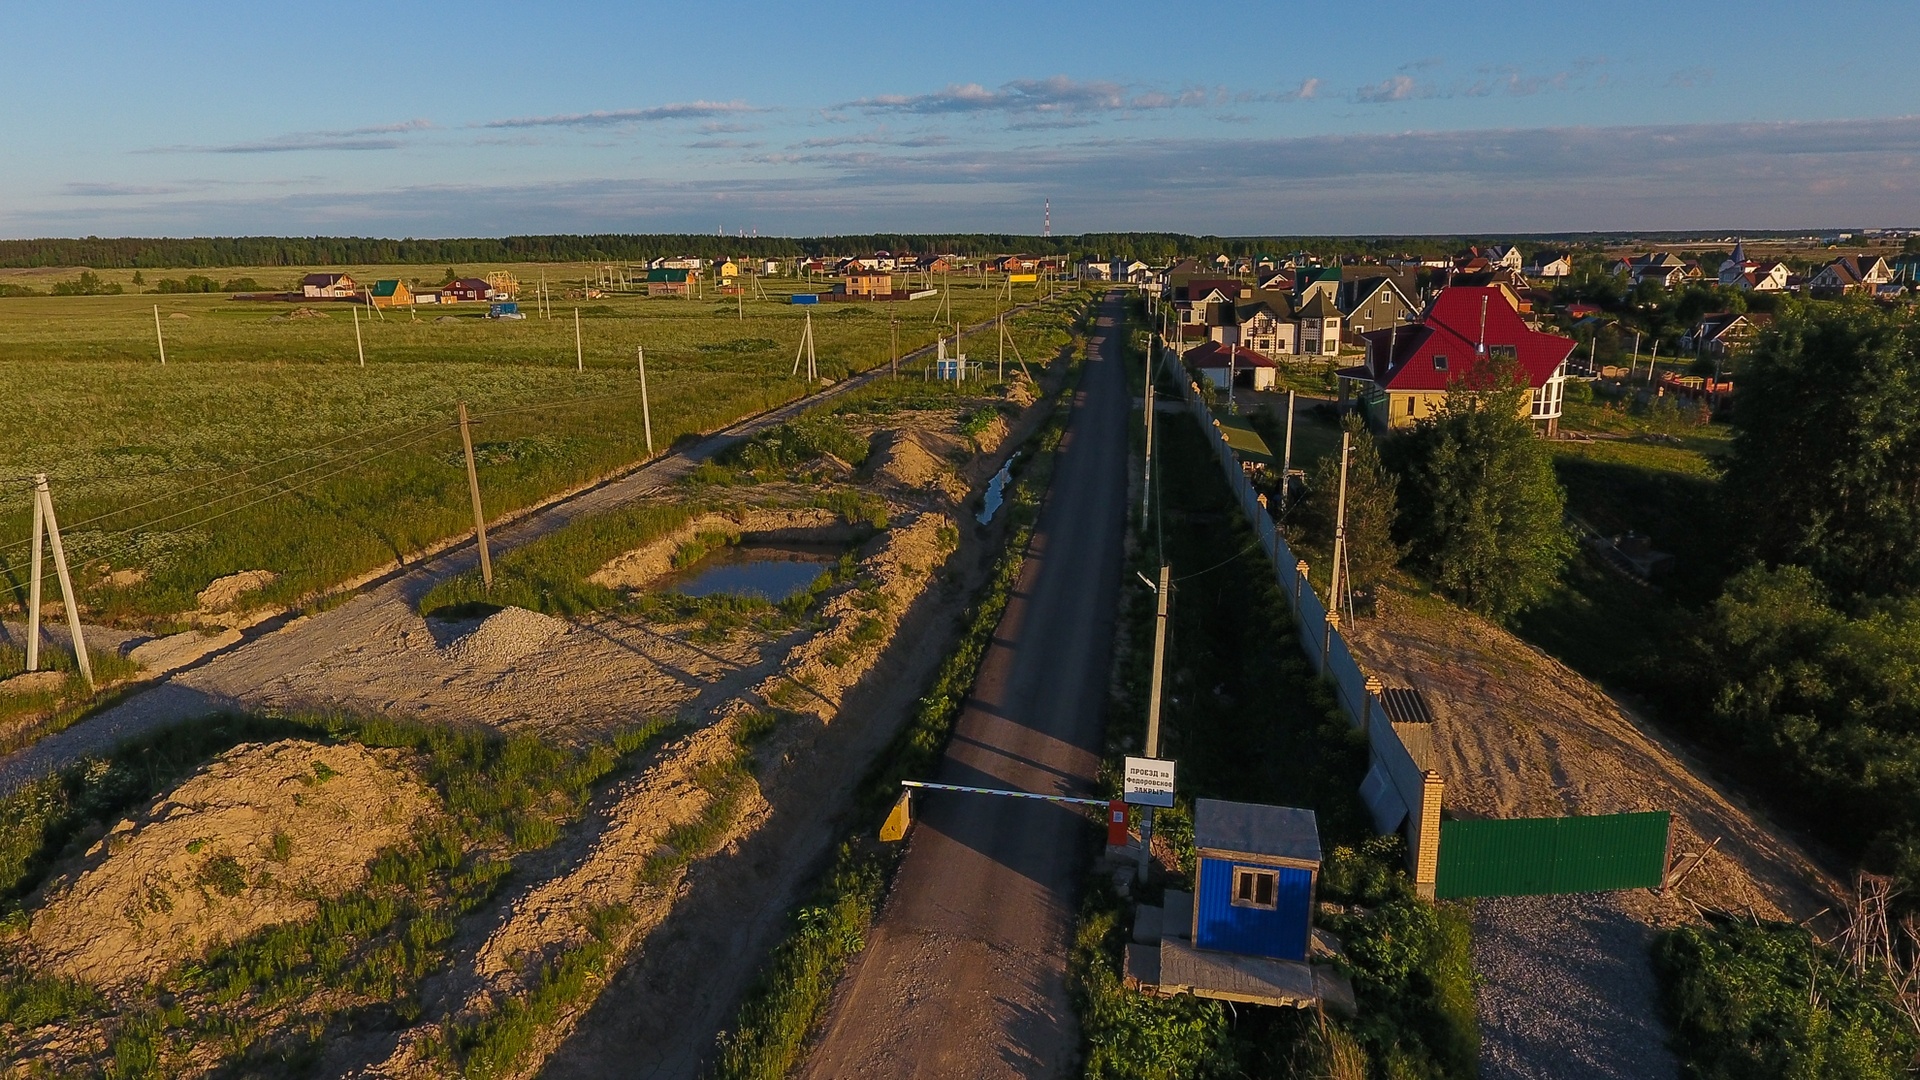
[0,305,1042,795]
[795,293,1129,1080]
[1473,893,1677,1080]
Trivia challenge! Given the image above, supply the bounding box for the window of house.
[1407,397,1417,416]
[1232,867,1279,909]
[1433,354,1448,371]
[1489,345,1517,361]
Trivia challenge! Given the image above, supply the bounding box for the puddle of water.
[977,456,1016,525]
[669,545,835,602]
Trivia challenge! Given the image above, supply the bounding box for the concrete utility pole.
[1140,561,1172,881]
[890,315,899,380]
[1142,324,1156,528]
[574,308,584,372]
[353,305,365,367]
[1328,431,1352,620]
[457,403,493,590]
[636,346,654,456]
[27,476,92,689]
[153,305,167,365]
[1280,390,1297,513]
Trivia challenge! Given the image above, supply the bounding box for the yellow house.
[714,257,739,281]
[369,280,413,309]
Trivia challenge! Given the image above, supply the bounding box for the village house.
[1337,275,1420,336]
[1339,285,1578,434]
[1171,278,1249,337]
[368,280,413,309]
[1808,254,1894,296]
[1118,259,1153,284]
[1686,312,1772,356]
[441,278,492,303]
[646,268,692,297]
[1717,241,1790,292]
[1296,292,1343,356]
[839,269,894,298]
[1233,295,1297,355]
[713,257,739,281]
[1526,251,1574,278]
[1612,252,1695,289]
[1187,339,1278,392]
[1484,245,1525,273]
[301,272,357,299]
[1077,259,1114,281]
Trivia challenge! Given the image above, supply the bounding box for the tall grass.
[0,282,1067,624]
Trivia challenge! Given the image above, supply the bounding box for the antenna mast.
[1043,199,1051,239]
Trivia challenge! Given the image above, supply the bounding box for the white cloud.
[141,119,435,155]
[482,101,761,129]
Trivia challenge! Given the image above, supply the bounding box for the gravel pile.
[1473,893,1677,1080]
[442,606,569,666]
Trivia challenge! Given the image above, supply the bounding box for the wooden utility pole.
[457,404,492,590]
[353,305,365,367]
[574,308,584,372]
[28,476,92,689]
[791,310,817,382]
[153,305,167,365]
[636,346,654,456]
[1139,561,1172,880]
[890,316,899,379]
[1280,389,1297,513]
[1328,432,1352,621]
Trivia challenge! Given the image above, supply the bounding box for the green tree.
[1393,358,1573,619]
[1304,414,1404,596]
[1723,304,1920,599]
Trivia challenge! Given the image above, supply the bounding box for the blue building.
[1190,799,1321,962]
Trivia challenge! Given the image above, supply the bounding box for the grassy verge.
[1069,305,1477,1079]
[1653,918,1917,1079]
[0,642,143,754]
[699,334,1085,1080]
[0,710,676,1073]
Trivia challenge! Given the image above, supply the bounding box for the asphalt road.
[0,303,1045,795]
[797,293,1129,1080]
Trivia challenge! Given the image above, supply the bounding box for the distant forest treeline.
[0,230,1848,270]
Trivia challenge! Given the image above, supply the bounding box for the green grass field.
[0,274,1090,623]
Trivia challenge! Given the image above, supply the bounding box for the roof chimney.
[1477,295,1488,354]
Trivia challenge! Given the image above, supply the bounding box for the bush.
[49,270,121,296]
[1654,919,1917,1079]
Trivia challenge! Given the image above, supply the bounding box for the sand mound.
[0,670,66,696]
[1004,372,1037,406]
[274,307,331,320]
[196,569,278,612]
[870,430,962,488]
[27,739,431,987]
[442,605,569,666]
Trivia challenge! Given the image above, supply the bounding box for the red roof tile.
[1355,286,1575,392]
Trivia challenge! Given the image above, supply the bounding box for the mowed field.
[0,267,1081,624]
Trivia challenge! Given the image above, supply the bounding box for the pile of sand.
[868,430,967,496]
[273,307,330,320]
[1004,372,1037,407]
[195,569,278,613]
[167,312,191,320]
[0,670,67,696]
[26,739,432,987]
[442,606,570,666]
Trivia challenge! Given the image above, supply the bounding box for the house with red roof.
[1338,286,1579,435]
[1186,339,1278,391]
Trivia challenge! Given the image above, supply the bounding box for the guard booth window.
[1232,867,1279,909]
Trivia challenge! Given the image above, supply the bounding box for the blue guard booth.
[1190,798,1321,962]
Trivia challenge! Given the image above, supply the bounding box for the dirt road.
[0,307,1044,795]
[793,295,1129,1080]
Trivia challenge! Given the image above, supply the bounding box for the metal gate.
[1434,811,1671,899]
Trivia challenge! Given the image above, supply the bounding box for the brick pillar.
[1411,769,1444,900]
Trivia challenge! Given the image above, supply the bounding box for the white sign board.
[1123,756,1176,807]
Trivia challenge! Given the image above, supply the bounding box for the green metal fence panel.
[1434,812,1670,899]
[1551,812,1671,893]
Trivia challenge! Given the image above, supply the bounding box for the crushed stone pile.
[25,739,431,987]
[442,606,570,666]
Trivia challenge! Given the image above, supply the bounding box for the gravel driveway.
[1473,893,1677,1080]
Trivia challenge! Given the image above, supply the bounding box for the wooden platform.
[1124,894,1356,1015]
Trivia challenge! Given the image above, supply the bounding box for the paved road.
[0,305,1045,795]
[797,294,1129,1079]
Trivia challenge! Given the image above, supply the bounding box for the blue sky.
[4,3,1918,237]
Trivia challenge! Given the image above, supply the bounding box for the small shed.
[1192,799,1320,962]
[369,280,413,308]
[646,268,692,297]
